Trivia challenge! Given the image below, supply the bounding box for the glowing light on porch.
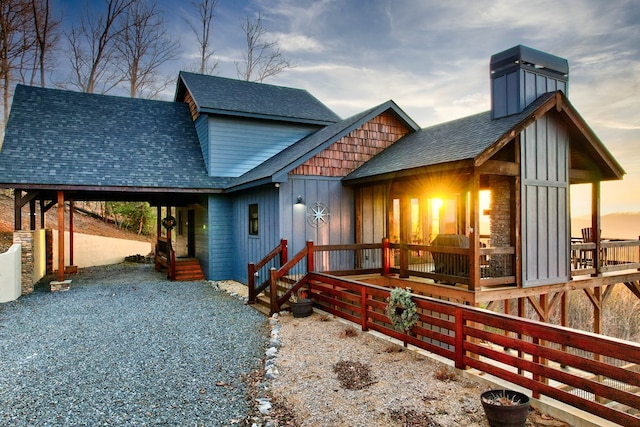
[479,190,491,236]
[431,198,443,239]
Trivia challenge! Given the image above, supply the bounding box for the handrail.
[306,272,640,426]
[270,241,312,314]
[248,239,287,303]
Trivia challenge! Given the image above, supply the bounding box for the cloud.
[274,33,325,52]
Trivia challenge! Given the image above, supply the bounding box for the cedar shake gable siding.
[290,112,410,177]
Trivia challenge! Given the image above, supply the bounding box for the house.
[3,46,640,425]
[1,45,638,310]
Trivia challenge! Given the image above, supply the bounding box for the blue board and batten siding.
[280,176,354,262]
[206,195,234,280]
[230,186,280,283]
[492,69,567,119]
[194,196,210,278]
[521,114,570,287]
[194,115,210,172]
[208,116,318,177]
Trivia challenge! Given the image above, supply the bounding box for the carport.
[0,85,226,290]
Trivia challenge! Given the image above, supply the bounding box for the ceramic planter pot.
[480,390,530,427]
[291,298,313,318]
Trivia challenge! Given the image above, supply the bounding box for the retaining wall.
[0,244,22,302]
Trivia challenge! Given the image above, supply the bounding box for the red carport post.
[57,191,64,282]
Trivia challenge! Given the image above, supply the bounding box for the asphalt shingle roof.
[0,85,229,189]
[346,92,557,181]
[177,72,341,124]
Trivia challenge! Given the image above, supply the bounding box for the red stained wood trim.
[57,191,64,282]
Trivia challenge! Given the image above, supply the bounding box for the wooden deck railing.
[253,238,640,306]
[304,272,640,426]
[571,239,640,276]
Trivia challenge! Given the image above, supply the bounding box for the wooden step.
[173,258,205,281]
[249,292,292,316]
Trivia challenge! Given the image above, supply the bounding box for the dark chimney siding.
[490,45,569,119]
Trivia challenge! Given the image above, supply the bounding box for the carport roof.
[0,85,231,197]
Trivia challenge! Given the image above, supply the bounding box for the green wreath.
[161,215,176,230]
[385,287,418,332]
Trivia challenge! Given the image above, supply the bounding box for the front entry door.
[188,209,195,258]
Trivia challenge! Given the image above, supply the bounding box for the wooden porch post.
[14,189,22,230]
[29,198,36,230]
[248,263,256,303]
[399,195,410,278]
[156,205,162,238]
[306,241,314,272]
[469,172,480,291]
[69,200,74,266]
[382,237,390,276]
[57,191,64,282]
[592,181,601,276]
[39,200,46,228]
[269,267,279,315]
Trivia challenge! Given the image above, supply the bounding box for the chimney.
[490,45,569,119]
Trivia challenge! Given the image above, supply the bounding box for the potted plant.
[289,287,313,318]
[480,389,530,427]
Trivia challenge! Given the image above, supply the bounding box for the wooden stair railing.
[269,241,314,314]
[155,236,176,280]
[248,239,288,303]
[248,239,314,315]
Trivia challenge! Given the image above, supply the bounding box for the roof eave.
[1,183,224,194]
[198,107,337,125]
[224,176,278,193]
[344,159,475,186]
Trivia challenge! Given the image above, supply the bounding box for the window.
[249,204,259,235]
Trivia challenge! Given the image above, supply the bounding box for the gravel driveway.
[0,264,267,426]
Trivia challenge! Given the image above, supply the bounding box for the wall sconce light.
[296,195,304,204]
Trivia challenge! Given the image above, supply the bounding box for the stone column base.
[50,280,72,292]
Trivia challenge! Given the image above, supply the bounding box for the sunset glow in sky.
[55,0,639,216]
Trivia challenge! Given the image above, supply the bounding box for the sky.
[56,0,639,216]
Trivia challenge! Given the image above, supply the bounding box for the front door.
[188,209,195,258]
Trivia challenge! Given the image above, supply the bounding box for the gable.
[207,116,320,178]
[290,112,411,177]
[176,71,341,125]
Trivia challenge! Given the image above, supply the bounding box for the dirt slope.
[0,194,152,252]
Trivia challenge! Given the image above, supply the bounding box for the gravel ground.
[0,264,268,426]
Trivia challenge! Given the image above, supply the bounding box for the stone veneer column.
[489,176,513,276]
[13,231,35,295]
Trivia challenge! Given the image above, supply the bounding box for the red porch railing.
[304,272,640,426]
[249,238,640,425]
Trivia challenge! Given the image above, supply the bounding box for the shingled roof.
[346,91,624,183]
[176,72,341,125]
[0,85,230,191]
[227,100,419,191]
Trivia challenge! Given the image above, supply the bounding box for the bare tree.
[29,0,60,88]
[0,0,35,125]
[235,11,291,82]
[185,0,217,75]
[64,0,135,94]
[115,0,179,98]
